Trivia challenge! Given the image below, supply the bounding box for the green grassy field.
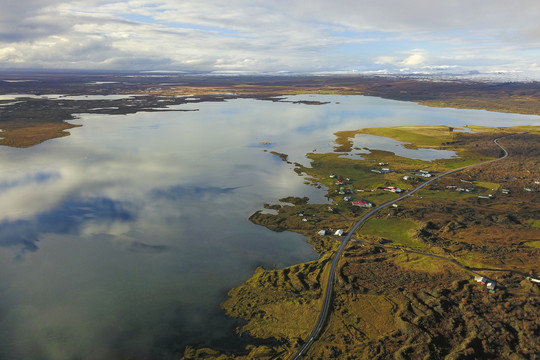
[526,219,540,228]
[352,126,457,147]
[417,189,476,200]
[393,253,461,273]
[475,181,501,191]
[356,218,426,249]
[526,241,540,249]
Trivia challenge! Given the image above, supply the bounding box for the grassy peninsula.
[3,74,540,147]
[184,126,540,359]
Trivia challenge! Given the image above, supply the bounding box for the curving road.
[290,134,517,359]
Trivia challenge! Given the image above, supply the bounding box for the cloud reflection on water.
[0,197,135,255]
[0,95,539,359]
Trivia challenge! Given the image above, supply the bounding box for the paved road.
[290,134,516,359]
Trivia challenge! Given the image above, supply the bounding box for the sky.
[1,0,540,76]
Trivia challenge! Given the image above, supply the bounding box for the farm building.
[384,186,403,193]
[352,200,372,208]
[475,276,497,290]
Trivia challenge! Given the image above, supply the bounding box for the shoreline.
[1,75,539,358]
[183,125,540,359]
[2,74,540,148]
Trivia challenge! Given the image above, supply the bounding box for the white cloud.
[402,54,426,66]
[374,50,428,69]
[374,56,399,65]
[0,0,539,74]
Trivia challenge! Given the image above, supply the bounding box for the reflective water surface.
[0,95,539,359]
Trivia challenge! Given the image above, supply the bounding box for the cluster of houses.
[329,169,406,212]
[317,229,344,236]
[414,170,433,178]
[478,194,494,200]
[402,170,434,180]
[297,211,318,223]
[445,185,499,199]
[446,185,476,193]
[342,196,373,207]
[352,200,373,208]
[374,169,434,179]
[500,187,535,194]
[334,229,344,236]
[331,175,355,196]
[475,276,497,292]
[330,171,405,213]
[474,274,540,293]
[371,168,393,174]
[369,163,435,179]
[444,183,537,198]
[338,186,352,195]
[500,187,538,193]
[356,188,374,192]
[444,185,535,196]
[383,186,403,193]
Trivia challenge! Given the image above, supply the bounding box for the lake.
[0,95,538,359]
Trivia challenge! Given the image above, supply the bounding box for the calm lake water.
[0,95,539,359]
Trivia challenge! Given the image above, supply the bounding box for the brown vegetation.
[1,74,539,359]
[184,128,540,360]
